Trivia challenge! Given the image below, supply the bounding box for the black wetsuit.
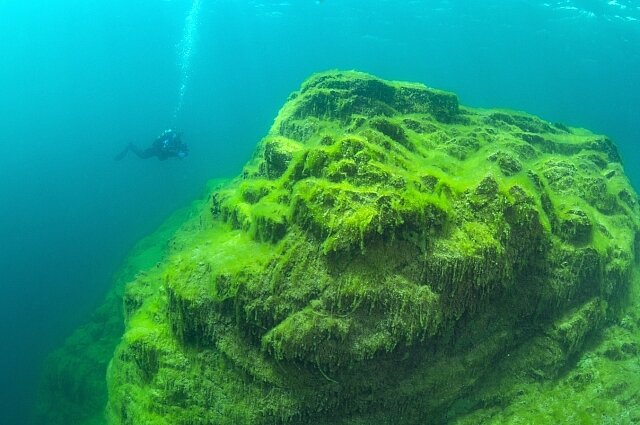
[115,130,189,161]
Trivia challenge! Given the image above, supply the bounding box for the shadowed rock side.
[106,71,640,425]
[32,198,215,425]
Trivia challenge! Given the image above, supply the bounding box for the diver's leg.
[129,144,156,159]
[114,144,130,160]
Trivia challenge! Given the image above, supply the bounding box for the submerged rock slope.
[107,71,640,424]
[33,205,197,425]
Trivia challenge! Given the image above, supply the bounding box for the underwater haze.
[1,0,639,423]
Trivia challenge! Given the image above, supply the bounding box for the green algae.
[452,272,640,425]
[33,183,226,425]
[51,71,640,424]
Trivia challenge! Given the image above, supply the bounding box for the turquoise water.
[0,0,639,423]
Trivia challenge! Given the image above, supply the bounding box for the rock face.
[107,71,640,424]
[33,207,195,425]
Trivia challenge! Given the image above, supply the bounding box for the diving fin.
[114,145,130,161]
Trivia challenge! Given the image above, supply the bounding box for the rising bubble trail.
[173,0,202,122]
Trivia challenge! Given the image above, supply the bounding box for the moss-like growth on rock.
[33,197,213,425]
[105,71,640,424]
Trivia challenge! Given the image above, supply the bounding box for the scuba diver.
[115,129,189,161]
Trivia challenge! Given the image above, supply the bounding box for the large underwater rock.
[106,71,640,424]
[33,208,195,425]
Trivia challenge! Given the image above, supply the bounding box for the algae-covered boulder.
[33,205,199,425]
[106,71,640,424]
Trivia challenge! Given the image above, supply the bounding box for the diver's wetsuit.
[115,129,189,161]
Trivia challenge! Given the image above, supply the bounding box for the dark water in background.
[0,0,638,422]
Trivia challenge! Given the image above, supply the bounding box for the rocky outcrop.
[106,71,640,425]
[33,206,197,425]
